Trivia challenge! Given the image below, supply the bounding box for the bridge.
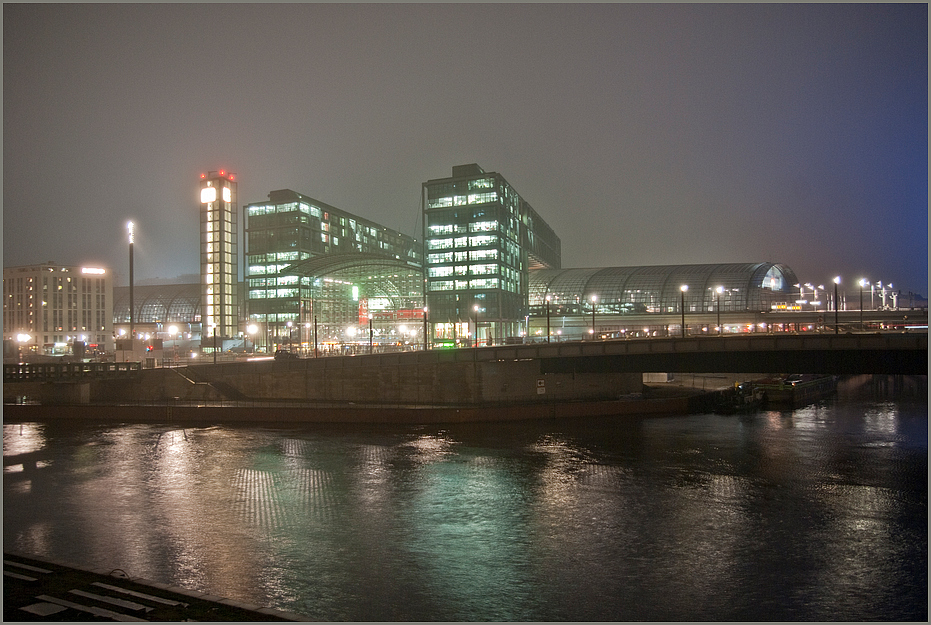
[522,332,927,375]
[3,332,925,410]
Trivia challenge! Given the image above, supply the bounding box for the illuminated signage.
[81,267,106,275]
[222,186,232,202]
[201,186,217,203]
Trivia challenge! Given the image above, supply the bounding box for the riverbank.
[3,387,703,424]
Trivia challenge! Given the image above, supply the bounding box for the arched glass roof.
[529,263,798,314]
[113,283,201,323]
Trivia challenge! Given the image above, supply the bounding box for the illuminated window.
[453,195,467,206]
[470,220,497,232]
[470,263,498,275]
[428,238,453,250]
[428,197,453,209]
[468,178,494,190]
[470,235,497,247]
[468,192,497,205]
[471,249,498,261]
[427,252,453,264]
[470,278,499,289]
[429,267,453,278]
[430,281,454,291]
[429,224,455,235]
[454,236,469,248]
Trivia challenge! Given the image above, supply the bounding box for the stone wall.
[78,352,642,405]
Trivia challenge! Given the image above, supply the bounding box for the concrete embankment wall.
[9,351,642,406]
[190,354,641,405]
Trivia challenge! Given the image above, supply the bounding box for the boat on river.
[714,382,766,414]
[754,374,838,408]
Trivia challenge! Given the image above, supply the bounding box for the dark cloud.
[4,4,927,295]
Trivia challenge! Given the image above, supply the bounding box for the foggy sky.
[4,4,927,295]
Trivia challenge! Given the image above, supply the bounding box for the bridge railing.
[3,361,142,382]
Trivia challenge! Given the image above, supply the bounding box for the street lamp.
[368,313,374,354]
[304,322,311,356]
[128,221,135,344]
[715,286,723,335]
[247,323,258,354]
[286,321,293,352]
[16,333,31,362]
[833,276,841,334]
[858,278,868,331]
[590,295,597,338]
[545,295,551,343]
[473,304,480,348]
[422,306,428,352]
[680,285,688,338]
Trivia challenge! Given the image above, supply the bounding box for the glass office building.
[422,164,561,345]
[244,189,421,350]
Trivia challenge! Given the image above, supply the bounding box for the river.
[4,376,927,621]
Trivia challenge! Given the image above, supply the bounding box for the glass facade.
[423,164,561,344]
[244,189,422,349]
[199,171,238,338]
[528,263,799,316]
[112,283,202,324]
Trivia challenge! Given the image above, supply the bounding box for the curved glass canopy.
[528,263,798,314]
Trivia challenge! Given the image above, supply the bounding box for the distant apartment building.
[3,262,113,355]
[422,164,561,344]
[244,189,421,349]
[198,170,239,339]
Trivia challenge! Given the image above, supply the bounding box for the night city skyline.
[4,4,928,297]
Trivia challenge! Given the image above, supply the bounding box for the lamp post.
[247,324,258,354]
[715,286,723,335]
[473,305,480,348]
[368,313,374,354]
[680,285,688,338]
[127,221,135,346]
[545,295,551,343]
[858,278,867,330]
[304,322,311,356]
[314,315,318,357]
[286,321,293,352]
[422,306,428,352]
[590,295,597,338]
[833,276,841,334]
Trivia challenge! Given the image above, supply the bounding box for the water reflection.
[3,395,927,621]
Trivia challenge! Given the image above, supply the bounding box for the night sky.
[4,4,927,296]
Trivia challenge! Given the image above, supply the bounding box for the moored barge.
[755,374,838,408]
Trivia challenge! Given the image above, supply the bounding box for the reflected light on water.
[3,423,46,456]
[4,395,926,622]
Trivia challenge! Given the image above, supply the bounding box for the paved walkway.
[3,552,314,622]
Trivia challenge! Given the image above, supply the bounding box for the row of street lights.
[545,277,856,340]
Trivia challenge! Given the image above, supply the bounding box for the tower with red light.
[198,170,238,340]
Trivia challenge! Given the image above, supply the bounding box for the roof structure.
[528,263,799,314]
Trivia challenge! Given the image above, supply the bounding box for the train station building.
[24,165,804,360]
